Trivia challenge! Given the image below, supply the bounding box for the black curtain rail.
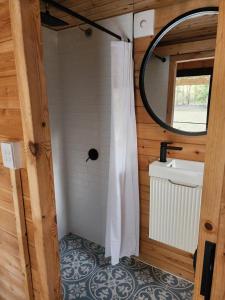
[153,53,166,63]
[42,0,130,42]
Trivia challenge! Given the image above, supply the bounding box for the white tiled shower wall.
[43,14,133,245]
[43,29,68,239]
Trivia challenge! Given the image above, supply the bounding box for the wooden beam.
[9,0,61,299]
[193,0,225,299]
[156,38,216,57]
[166,60,176,124]
[10,169,33,299]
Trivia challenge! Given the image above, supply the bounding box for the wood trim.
[166,51,214,125]
[156,38,216,57]
[10,168,33,299]
[193,0,225,298]
[166,60,177,124]
[171,51,215,63]
[9,0,61,299]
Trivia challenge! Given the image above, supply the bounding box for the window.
[172,67,213,132]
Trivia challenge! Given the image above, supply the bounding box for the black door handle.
[200,241,216,300]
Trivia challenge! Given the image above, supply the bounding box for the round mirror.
[140,7,218,136]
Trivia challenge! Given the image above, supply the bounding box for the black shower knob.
[86,149,99,162]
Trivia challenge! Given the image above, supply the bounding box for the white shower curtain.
[105,41,139,265]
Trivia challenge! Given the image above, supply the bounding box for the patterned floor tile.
[60,234,193,300]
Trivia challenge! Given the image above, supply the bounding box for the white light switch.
[134,10,155,38]
[1,142,25,169]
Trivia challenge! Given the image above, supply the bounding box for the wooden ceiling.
[159,13,218,45]
[40,0,191,30]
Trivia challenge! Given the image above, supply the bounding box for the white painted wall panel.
[43,14,133,245]
[43,28,68,239]
[58,14,133,246]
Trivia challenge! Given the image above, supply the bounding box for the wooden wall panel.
[0,51,16,78]
[0,1,12,42]
[0,202,29,298]
[135,0,218,281]
[0,1,33,299]
[0,154,29,299]
[9,0,61,298]
[0,109,23,140]
[10,169,33,298]
[0,267,27,300]
[0,0,62,297]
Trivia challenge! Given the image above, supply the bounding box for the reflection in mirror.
[142,9,218,135]
[172,58,213,132]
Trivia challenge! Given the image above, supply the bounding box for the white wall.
[43,14,133,245]
[145,55,170,122]
[42,28,68,239]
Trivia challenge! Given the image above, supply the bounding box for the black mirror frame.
[139,7,219,136]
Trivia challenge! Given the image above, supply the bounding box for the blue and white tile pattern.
[60,234,193,300]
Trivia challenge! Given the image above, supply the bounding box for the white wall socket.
[134,10,155,38]
[1,142,25,169]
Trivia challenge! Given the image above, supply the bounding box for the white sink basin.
[149,159,204,186]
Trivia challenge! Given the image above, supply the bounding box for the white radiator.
[149,177,202,253]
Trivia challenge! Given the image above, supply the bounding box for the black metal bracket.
[42,0,130,42]
[200,241,216,300]
[153,53,166,62]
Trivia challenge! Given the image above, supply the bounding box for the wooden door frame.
[9,0,61,299]
[194,0,225,299]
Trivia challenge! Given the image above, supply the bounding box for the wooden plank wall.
[134,0,218,281]
[0,1,29,299]
[0,0,60,299]
[9,0,61,298]
[0,153,28,299]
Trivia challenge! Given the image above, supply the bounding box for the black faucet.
[160,141,183,162]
